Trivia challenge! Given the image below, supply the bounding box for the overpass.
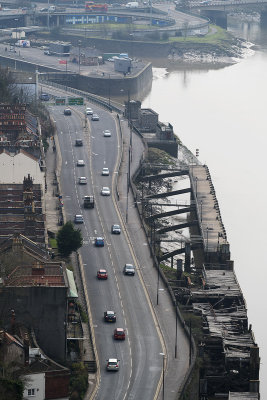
[186,0,267,27]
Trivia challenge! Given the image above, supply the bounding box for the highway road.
[50,103,164,399]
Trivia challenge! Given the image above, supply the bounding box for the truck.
[125,2,139,7]
[49,42,71,56]
[84,195,94,209]
[15,40,31,48]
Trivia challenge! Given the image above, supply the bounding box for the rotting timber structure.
[132,161,260,398]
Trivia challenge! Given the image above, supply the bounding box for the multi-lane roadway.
[51,103,164,399]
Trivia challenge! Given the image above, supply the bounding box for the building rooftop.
[5,263,66,287]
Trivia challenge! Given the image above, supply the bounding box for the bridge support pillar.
[201,10,227,29]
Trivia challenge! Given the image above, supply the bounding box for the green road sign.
[55,98,66,105]
[68,97,84,106]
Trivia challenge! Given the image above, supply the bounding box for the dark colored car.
[97,269,108,280]
[95,237,104,247]
[123,263,135,276]
[64,108,71,116]
[114,328,126,340]
[75,139,83,146]
[104,311,116,322]
[111,224,121,234]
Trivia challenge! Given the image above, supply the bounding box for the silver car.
[106,358,120,371]
[101,187,110,196]
[102,167,110,176]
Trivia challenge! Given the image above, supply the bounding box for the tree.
[56,221,83,257]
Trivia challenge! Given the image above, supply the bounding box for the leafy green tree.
[56,221,83,257]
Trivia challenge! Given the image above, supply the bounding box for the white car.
[106,358,120,371]
[79,177,87,184]
[103,130,111,137]
[101,187,110,196]
[91,114,100,121]
[102,167,109,176]
[77,160,85,167]
[86,107,93,115]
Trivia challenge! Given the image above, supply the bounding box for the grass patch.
[49,238,58,248]
[170,25,232,44]
[160,263,178,280]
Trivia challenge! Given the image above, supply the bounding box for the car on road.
[102,167,109,176]
[97,269,108,280]
[40,93,50,101]
[103,129,111,137]
[74,214,84,224]
[111,224,121,234]
[64,108,71,116]
[101,187,110,196]
[77,160,85,167]
[106,358,120,371]
[44,50,50,55]
[86,107,93,115]
[91,113,99,121]
[95,237,104,247]
[104,311,116,322]
[75,139,83,146]
[79,177,87,184]
[114,328,126,340]
[123,263,135,276]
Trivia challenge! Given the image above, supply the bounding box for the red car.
[97,269,108,280]
[114,328,126,340]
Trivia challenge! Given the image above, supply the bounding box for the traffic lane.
[51,108,84,215]
[90,112,163,398]
[93,191,163,400]
[106,233,163,399]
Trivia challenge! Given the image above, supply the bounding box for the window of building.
[28,388,35,396]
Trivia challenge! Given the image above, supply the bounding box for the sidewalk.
[117,117,190,400]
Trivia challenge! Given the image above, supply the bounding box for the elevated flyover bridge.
[187,0,267,27]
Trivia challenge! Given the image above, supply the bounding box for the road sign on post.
[68,97,84,106]
[55,98,66,105]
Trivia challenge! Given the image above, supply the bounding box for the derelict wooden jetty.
[134,162,260,399]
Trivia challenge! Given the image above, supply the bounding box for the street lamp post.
[156,260,160,305]
[200,200,203,223]
[78,40,81,75]
[175,299,178,358]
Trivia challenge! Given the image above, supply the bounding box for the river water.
[143,18,267,397]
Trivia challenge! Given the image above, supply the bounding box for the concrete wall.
[0,54,152,98]
[147,140,178,158]
[0,286,67,362]
[46,62,152,97]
